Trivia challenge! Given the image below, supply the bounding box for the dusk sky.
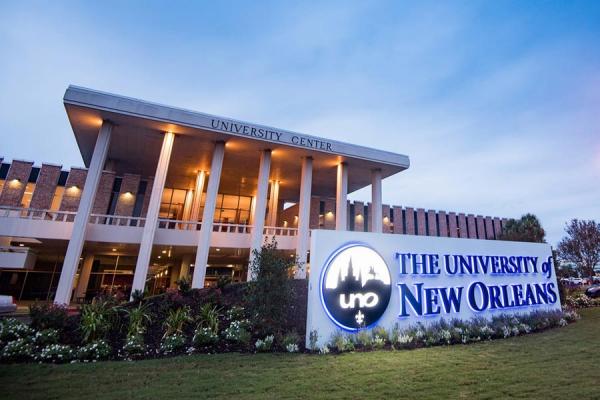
[0,1,598,245]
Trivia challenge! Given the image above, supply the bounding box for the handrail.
[89,214,147,228]
[0,207,299,237]
[0,206,77,221]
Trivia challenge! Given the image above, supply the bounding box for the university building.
[0,86,507,305]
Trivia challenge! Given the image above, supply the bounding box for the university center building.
[0,86,508,305]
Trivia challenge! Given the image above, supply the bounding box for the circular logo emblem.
[320,243,391,331]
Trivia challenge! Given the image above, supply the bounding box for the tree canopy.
[557,219,600,280]
[498,213,546,243]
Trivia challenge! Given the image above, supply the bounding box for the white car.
[0,295,17,314]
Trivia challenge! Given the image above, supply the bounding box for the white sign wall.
[306,230,561,348]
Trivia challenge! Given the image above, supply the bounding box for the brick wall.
[438,211,448,237]
[392,206,404,234]
[427,209,437,236]
[405,207,416,235]
[467,214,477,239]
[476,216,486,239]
[92,171,115,214]
[115,173,141,216]
[29,163,61,210]
[448,212,458,238]
[0,160,33,207]
[458,213,468,238]
[59,168,87,212]
[416,208,426,236]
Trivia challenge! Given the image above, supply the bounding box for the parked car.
[585,284,600,299]
[0,295,17,314]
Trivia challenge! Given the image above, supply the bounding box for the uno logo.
[320,243,392,331]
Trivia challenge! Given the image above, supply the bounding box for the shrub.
[356,330,373,350]
[160,333,187,355]
[124,303,152,337]
[282,331,301,351]
[77,340,111,362]
[192,327,218,347]
[34,329,60,347]
[163,306,192,338]
[196,303,220,334]
[80,299,119,343]
[0,318,33,342]
[566,293,600,308]
[121,334,146,360]
[286,343,299,353]
[308,330,319,352]
[37,344,75,363]
[255,335,274,352]
[176,278,191,294]
[329,331,355,352]
[223,320,251,345]
[1,338,34,362]
[29,303,69,331]
[245,238,296,335]
[372,326,389,342]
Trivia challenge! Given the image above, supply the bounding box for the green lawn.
[2,309,600,400]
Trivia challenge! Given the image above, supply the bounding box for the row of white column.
[54,122,383,304]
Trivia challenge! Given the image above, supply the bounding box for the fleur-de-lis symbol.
[355,310,365,325]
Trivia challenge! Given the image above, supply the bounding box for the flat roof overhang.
[63,86,410,199]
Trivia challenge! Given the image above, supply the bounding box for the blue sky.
[0,1,599,245]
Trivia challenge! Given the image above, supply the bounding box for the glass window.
[50,186,64,211]
[21,183,36,208]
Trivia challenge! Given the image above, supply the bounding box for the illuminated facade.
[0,86,507,304]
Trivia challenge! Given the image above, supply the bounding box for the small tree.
[499,213,545,243]
[557,219,600,281]
[246,238,296,335]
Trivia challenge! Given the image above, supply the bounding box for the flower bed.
[0,264,582,364]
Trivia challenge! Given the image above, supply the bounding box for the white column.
[247,150,272,280]
[267,180,280,227]
[371,168,383,233]
[335,162,348,230]
[179,254,193,282]
[181,189,194,221]
[74,254,94,300]
[130,131,175,297]
[191,141,225,288]
[189,170,206,223]
[55,121,112,305]
[295,156,313,279]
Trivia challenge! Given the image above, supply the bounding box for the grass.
[2,308,600,400]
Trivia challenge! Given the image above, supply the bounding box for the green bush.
[160,333,187,355]
[37,344,75,363]
[124,303,152,337]
[29,303,69,331]
[121,334,146,360]
[1,338,34,362]
[254,335,274,352]
[80,299,119,343]
[34,329,60,347]
[163,306,192,338]
[77,340,111,362]
[245,238,296,335]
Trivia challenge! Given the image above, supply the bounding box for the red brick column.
[115,173,141,217]
[382,204,391,233]
[92,171,115,215]
[438,211,448,237]
[448,212,458,238]
[416,208,426,236]
[59,168,88,221]
[458,213,468,238]
[0,160,33,207]
[493,217,502,239]
[405,207,416,235]
[485,217,495,239]
[476,216,486,239]
[467,214,477,239]
[427,210,437,236]
[392,206,404,234]
[322,197,336,230]
[30,163,62,210]
[353,201,365,232]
